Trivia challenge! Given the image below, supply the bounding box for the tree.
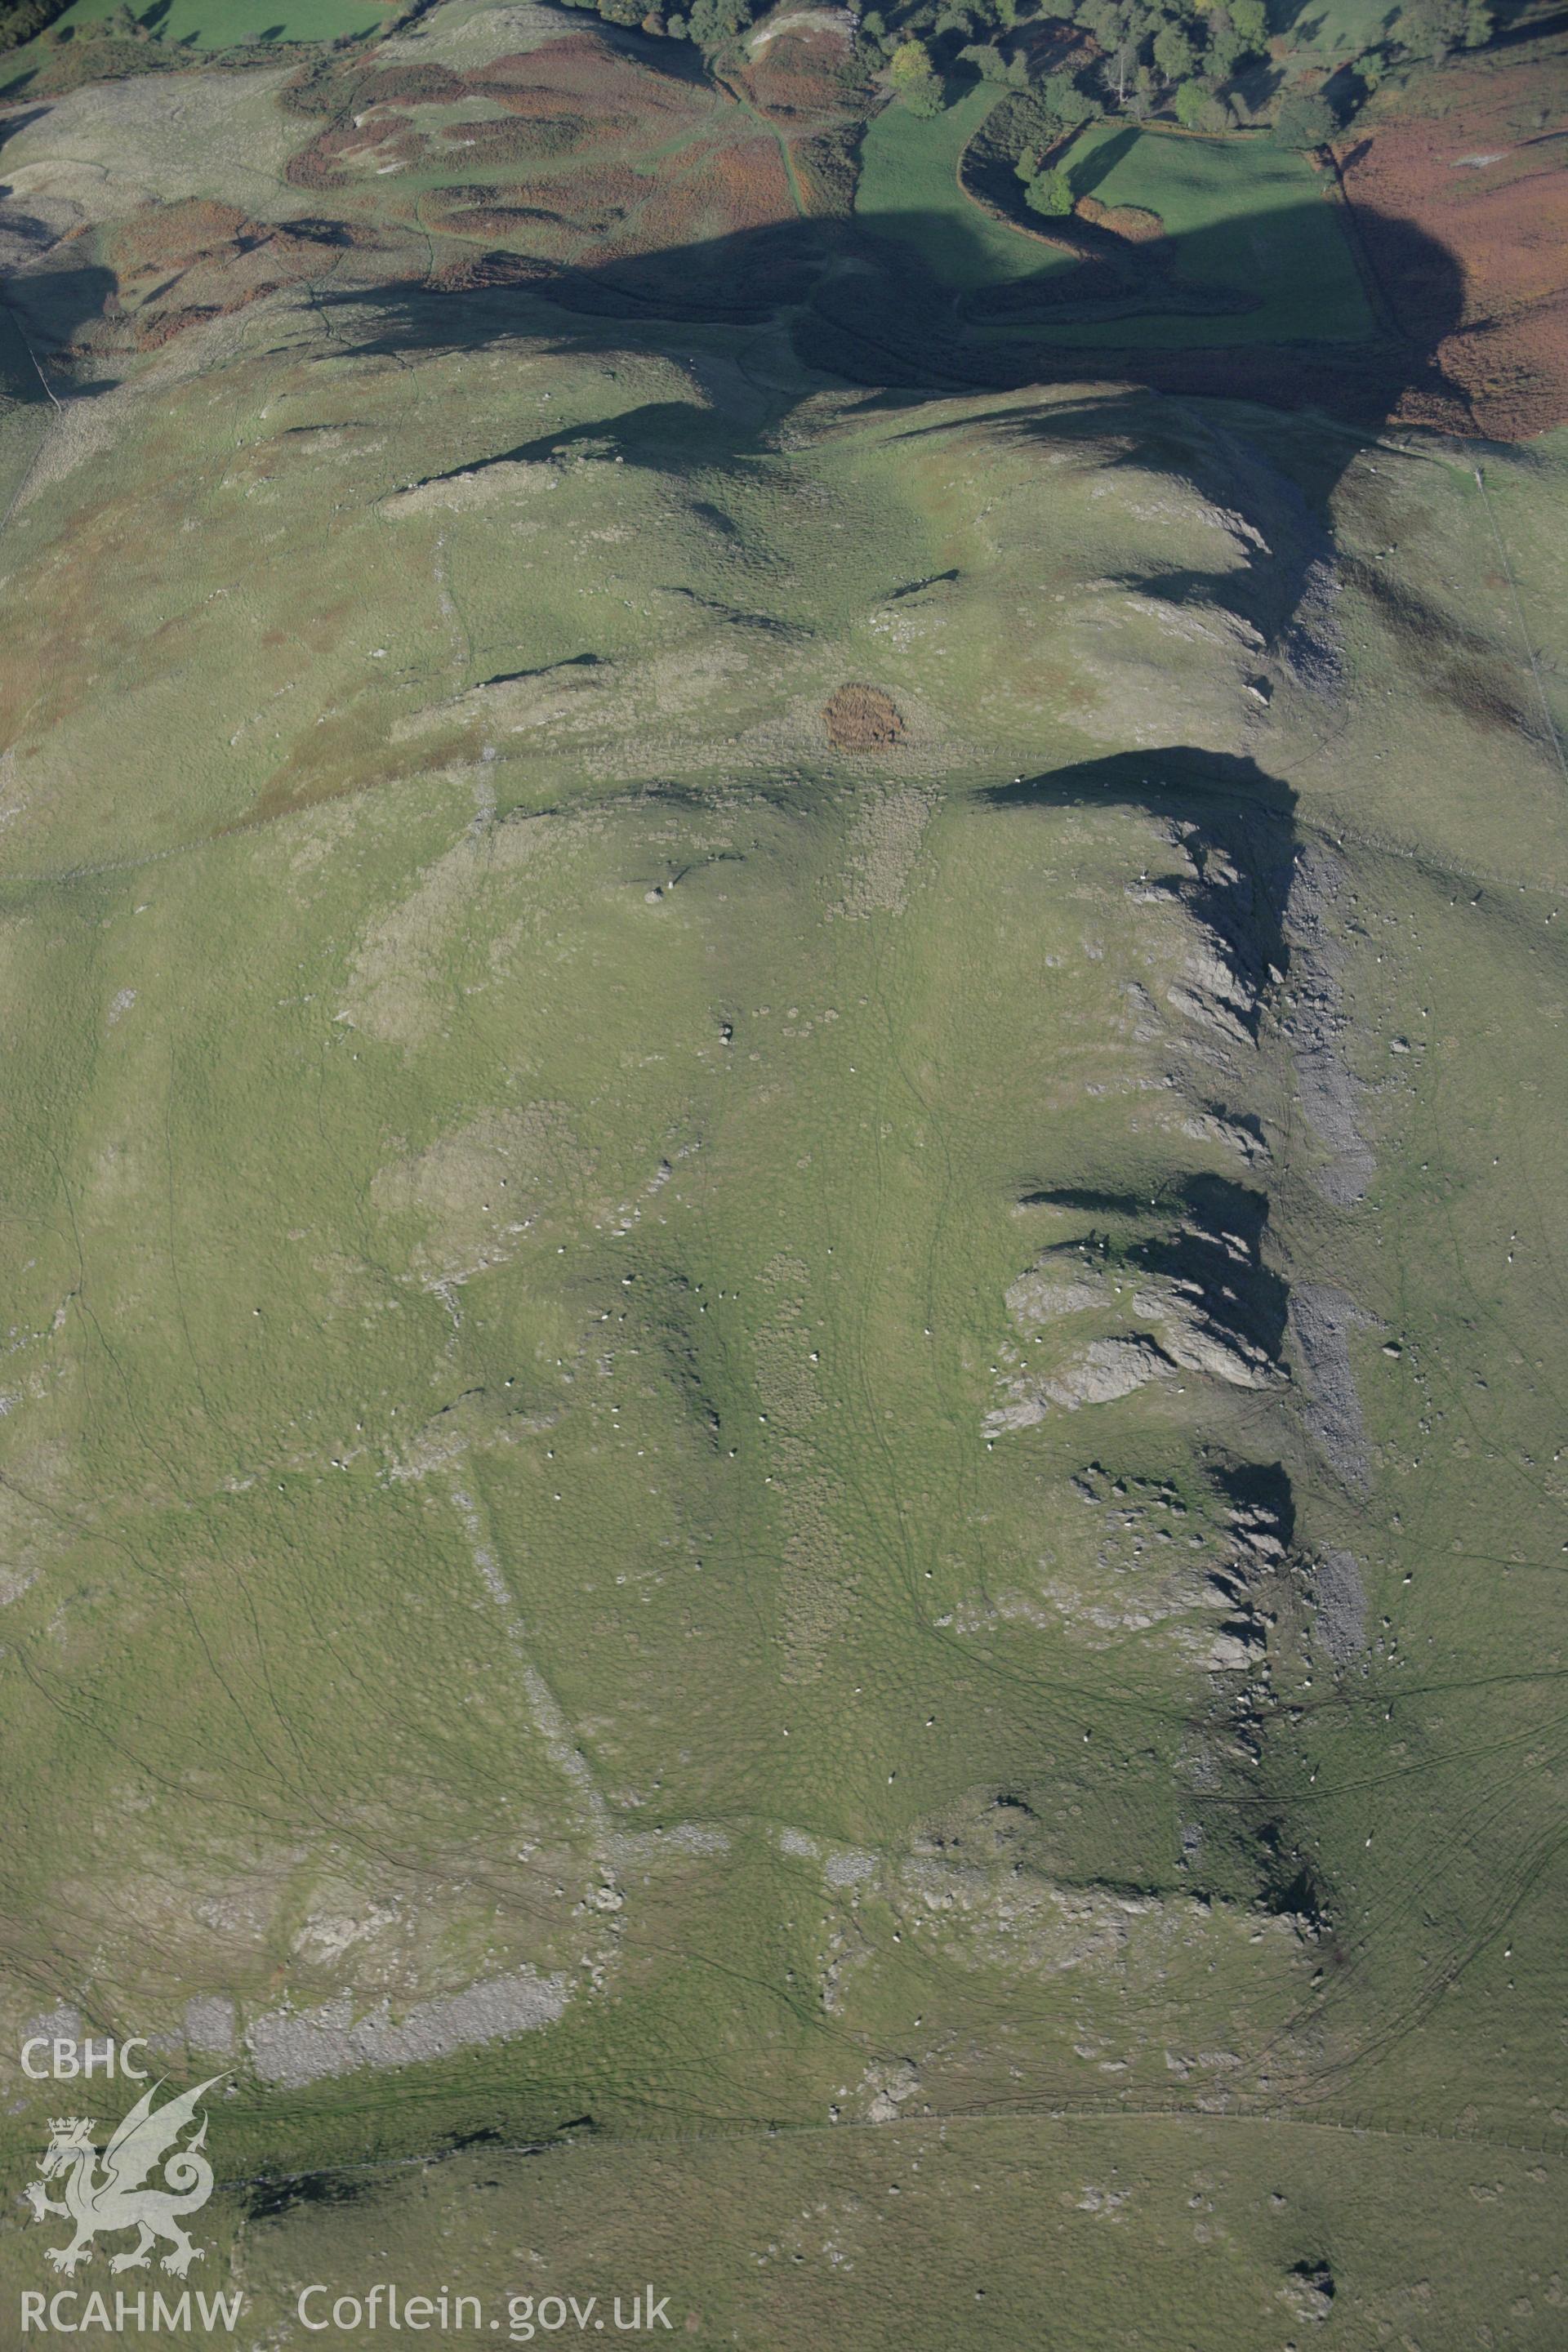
[1097,35,1137,105]
[1174,77,1214,127]
[1039,69,1094,123]
[889,35,943,110]
[1024,167,1075,214]
[1272,91,1335,145]
[1399,0,1492,51]
[889,34,935,82]
[1229,0,1267,48]
[1076,0,1126,49]
[1152,21,1196,80]
[686,0,752,43]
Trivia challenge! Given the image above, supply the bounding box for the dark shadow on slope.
[298,198,1464,728]
[987,745,1297,1014]
[311,189,1467,429]
[1026,1172,1289,1368]
[395,398,778,493]
[1068,123,1140,201]
[0,257,119,383]
[987,746,1340,1923]
[0,106,51,154]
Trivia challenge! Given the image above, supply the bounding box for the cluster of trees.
[869,0,1496,140]
[1075,0,1269,124]
[1394,0,1493,60]
[1016,151,1074,211]
[554,0,757,49]
[435,0,1507,96]
[0,0,1503,98]
[0,0,72,52]
[867,0,1270,128]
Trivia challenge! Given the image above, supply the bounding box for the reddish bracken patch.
[103,200,365,350]
[278,25,808,265]
[823,684,905,751]
[1075,194,1164,243]
[739,27,862,125]
[1334,59,1568,438]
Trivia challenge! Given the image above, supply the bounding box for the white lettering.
[20,2039,51,2078]
[21,2292,46,2330]
[296,2286,330,2332]
[196,2291,245,2331]
[119,2040,149,2082]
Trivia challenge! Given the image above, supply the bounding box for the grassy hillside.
[0,14,1565,2347]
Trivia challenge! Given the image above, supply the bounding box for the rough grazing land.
[1334,56,1568,438]
[0,7,1566,2345]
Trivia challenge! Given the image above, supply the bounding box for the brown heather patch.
[437,165,648,249]
[823,684,905,751]
[1336,58,1568,437]
[434,115,593,167]
[103,202,365,352]
[707,136,797,230]
[425,250,559,292]
[107,198,250,271]
[1075,194,1164,243]
[738,30,865,128]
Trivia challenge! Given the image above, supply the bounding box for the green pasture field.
[1049,121,1376,345]
[1280,0,1401,55]
[856,98,1374,351]
[855,79,1071,287]
[15,0,386,57]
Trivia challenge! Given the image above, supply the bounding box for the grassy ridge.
[0,33,1563,2348]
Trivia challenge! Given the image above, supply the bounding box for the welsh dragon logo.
[24,2076,224,2278]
